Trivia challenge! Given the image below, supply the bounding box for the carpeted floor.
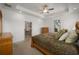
[13,37,43,55]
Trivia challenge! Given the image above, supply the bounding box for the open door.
[0,10,2,33]
[25,21,32,40]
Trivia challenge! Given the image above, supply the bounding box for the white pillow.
[65,31,78,43]
[59,32,68,41]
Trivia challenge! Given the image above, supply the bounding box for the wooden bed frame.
[31,37,57,55]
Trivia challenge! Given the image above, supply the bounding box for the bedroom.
[0,3,79,55]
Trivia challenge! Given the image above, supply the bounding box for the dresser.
[0,33,13,55]
[41,27,49,34]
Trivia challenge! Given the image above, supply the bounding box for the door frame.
[0,10,2,33]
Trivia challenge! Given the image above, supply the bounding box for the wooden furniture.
[0,33,13,55]
[31,37,54,55]
[41,27,49,34]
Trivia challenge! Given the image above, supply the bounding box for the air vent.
[4,3,12,8]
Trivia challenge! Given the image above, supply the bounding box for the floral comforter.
[33,33,78,55]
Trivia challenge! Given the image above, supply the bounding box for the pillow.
[59,32,68,41]
[65,30,78,43]
[55,29,67,40]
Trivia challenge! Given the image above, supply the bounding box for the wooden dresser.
[41,27,49,34]
[0,33,13,55]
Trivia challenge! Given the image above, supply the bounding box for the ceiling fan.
[40,4,54,13]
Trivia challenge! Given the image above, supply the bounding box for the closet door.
[0,10,2,33]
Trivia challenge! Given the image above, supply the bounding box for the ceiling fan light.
[43,9,48,13]
[43,7,48,13]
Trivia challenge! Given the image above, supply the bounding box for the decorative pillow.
[65,30,78,43]
[59,32,68,41]
[55,29,67,40]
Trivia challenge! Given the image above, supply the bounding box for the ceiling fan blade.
[48,8,54,10]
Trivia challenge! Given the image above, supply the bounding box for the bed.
[31,29,79,55]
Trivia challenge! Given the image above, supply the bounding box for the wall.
[60,10,79,31]
[43,10,79,32]
[24,15,43,36]
[42,15,54,32]
[2,8,25,43]
[0,5,43,43]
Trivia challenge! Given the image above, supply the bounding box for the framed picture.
[54,19,61,32]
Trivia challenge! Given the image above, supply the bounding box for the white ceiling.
[9,3,79,12]
[9,3,67,14]
[2,3,79,18]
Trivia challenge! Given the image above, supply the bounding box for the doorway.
[25,21,32,40]
[0,10,2,33]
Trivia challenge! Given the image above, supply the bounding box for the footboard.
[31,37,53,55]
